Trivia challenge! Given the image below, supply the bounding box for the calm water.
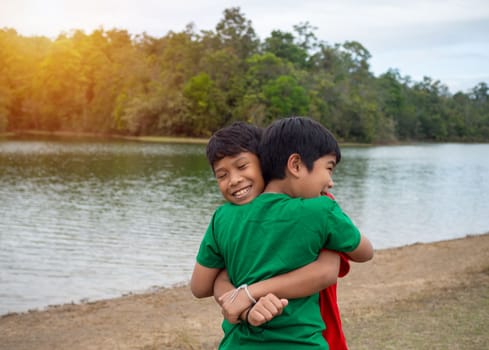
[1,138,488,315]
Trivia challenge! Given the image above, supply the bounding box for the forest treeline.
[1,7,488,143]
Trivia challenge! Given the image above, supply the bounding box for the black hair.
[206,121,263,171]
[260,116,341,183]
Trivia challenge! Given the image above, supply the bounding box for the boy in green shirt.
[196,121,351,326]
[191,117,373,349]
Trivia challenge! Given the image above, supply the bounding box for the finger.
[248,309,266,326]
[252,304,275,322]
[260,298,281,315]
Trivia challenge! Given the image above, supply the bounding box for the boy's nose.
[230,173,243,186]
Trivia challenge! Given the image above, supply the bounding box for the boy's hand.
[219,288,254,324]
[246,293,288,327]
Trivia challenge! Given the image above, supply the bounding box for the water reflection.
[0,138,223,315]
[335,144,489,248]
[1,139,488,315]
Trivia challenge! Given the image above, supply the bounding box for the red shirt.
[319,253,350,350]
[320,191,350,349]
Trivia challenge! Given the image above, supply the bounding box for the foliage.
[0,8,487,142]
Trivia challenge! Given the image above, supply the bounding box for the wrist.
[230,284,257,305]
[241,284,257,304]
[240,304,254,323]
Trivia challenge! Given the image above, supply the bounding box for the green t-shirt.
[197,193,361,349]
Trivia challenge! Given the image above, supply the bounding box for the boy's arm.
[213,269,234,301]
[190,262,221,298]
[216,250,340,323]
[249,250,340,297]
[344,234,374,262]
[323,192,373,263]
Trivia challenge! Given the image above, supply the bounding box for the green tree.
[468,82,489,140]
[232,53,292,125]
[199,49,244,127]
[214,7,259,61]
[1,13,487,143]
[408,77,451,140]
[263,75,309,120]
[0,29,51,130]
[182,72,221,136]
[32,34,86,130]
[262,30,308,68]
[292,22,319,53]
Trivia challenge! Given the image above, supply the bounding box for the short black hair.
[206,121,263,171]
[260,117,341,183]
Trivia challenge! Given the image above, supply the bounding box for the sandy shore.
[1,233,488,350]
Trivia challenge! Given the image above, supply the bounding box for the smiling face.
[213,152,265,205]
[298,154,337,198]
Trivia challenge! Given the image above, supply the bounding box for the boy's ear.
[286,153,303,178]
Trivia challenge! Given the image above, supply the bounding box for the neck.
[264,179,294,196]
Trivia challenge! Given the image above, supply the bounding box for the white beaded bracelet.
[228,284,257,304]
[240,284,257,304]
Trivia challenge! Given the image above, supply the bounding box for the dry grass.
[343,267,489,350]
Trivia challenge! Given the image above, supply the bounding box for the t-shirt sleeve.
[320,198,362,252]
[196,210,226,269]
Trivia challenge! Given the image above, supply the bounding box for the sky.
[2,0,489,93]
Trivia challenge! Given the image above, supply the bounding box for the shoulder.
[300,196,337,211]
[214,201,236,213]
[213,201,254,221]
[270,196,338,222]
[211,202,234,220]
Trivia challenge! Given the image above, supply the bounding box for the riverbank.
[1,130,209,144]
[1,233,488,350]
[1,129,373,147]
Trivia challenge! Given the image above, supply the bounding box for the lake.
[1,137,488,315]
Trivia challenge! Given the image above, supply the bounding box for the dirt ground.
[1,233,488,350]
